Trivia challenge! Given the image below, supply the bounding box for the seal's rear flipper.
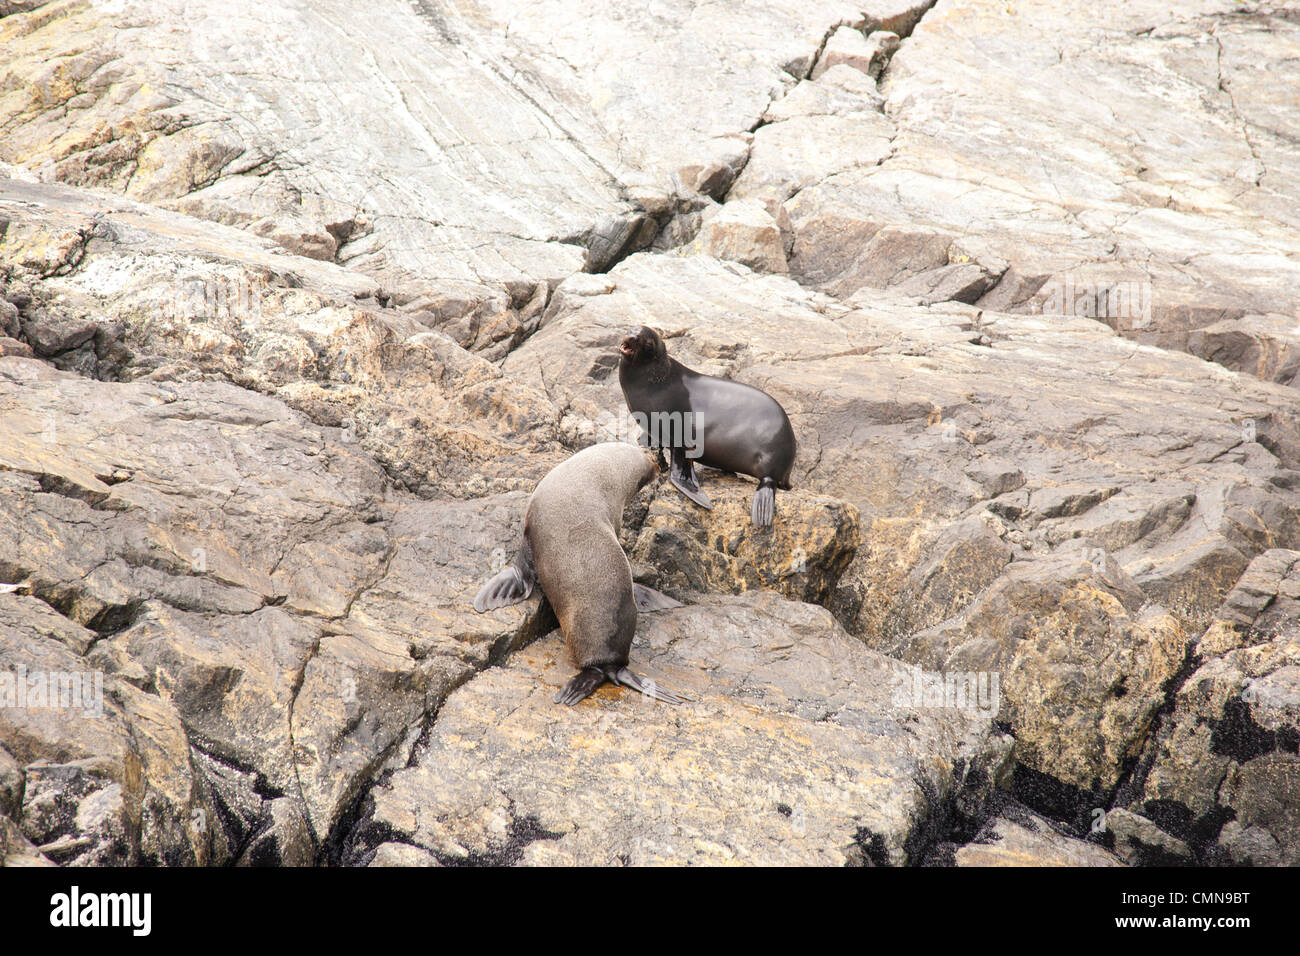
[633,583,682,612]
[751,479,776,528]
[670,449,712,510]
[554,667,608,706]
[612,667,688,704]
[472,536,536,612]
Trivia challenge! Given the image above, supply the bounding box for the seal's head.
[618,326,667,367]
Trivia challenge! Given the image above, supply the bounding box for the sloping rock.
[778,0,1300,377]
[628,481,860,606]
[3,0,1299,870]
[0,355,550,862]
[954,803,1125,867]
[354,592,1013,867]
[0,178,570,496]
[1137,549,1300,864]
[502,251,1300,801]
[0,0,922,314]
[508,254,1300,634]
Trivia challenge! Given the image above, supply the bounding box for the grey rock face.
[0,357,547,863]
[783,1,1300,378]
[1134,550,1300,864]
[355,593,1012,867]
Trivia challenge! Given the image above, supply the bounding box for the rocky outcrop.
[0,177,569,494]
[501,252,1300,797]
[1125,550,1300,865]
[0,357,549,863]
[904,554,1187,795]
[3,0,1299,867]
[0,0,937,346]
[350,593,1012,866]
[952,801,1125,867]
[628,483,861,607]
[782,0,1300,381]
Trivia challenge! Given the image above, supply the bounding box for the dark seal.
[472,442,685,706]
[618,325,796,527]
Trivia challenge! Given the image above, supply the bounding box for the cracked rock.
[1138,549,1300,864]
[685,199,790,274]
[358,592,1012,866]
[629,480,860,607]
[811,26,883,80]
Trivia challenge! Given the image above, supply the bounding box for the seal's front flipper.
[554,667,608,706]
[472,535,536,612]
[633,583,682,612]
[670,448,712,510]
[751,479,777,528]
[671,471,713,510]
[612,667,688,704]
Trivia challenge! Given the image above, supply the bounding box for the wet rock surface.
[2,0,1298,866]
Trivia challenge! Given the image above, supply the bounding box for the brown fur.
[525,443,656,671]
